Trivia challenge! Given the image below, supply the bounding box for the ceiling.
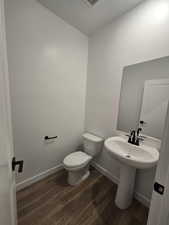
[38,0,145,35]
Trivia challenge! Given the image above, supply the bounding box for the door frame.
[0,0,17,224]
[144,79,169,86]
[139,78,169,139]
[147,99,169,225]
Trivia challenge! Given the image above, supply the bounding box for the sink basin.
[104,135,159,210]
[104,136,159,169]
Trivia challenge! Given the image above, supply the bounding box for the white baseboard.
[16,164,63,191]
[134,191,150,208]
[92,161,150,208]
[92,161,119,184]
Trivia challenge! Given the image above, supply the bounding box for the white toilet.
[63,133,103,186]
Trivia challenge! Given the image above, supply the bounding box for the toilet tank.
[82,133,104,157]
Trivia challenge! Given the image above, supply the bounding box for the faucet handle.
[137,128,142,136]
[129,129,135,134]
[126,129,134,138]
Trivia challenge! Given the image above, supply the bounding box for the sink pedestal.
[115,164,136,209]
[104,135,159,209]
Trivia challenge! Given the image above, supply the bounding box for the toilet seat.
[63,151,92,169]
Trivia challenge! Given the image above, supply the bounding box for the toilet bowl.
[63,151,92,185]
[63,133,103,186]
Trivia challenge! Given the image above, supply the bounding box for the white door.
[140,79,169,139]
[0,0,17,224]
[147,103,169,225]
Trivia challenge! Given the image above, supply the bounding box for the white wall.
[5,0,88,184]
[85,0,169,203]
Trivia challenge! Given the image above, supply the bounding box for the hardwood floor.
[17,168,149,225]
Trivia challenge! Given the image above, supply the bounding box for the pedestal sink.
[104,135,159,209]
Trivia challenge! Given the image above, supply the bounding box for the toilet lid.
[63,151,92,168]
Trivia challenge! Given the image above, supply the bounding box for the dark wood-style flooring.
[17,168,148,225]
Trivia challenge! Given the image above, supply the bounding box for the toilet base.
[68,166,90,186]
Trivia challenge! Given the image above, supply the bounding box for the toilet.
[63,133,103,186]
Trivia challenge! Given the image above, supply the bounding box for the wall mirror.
[117,56,169,140]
